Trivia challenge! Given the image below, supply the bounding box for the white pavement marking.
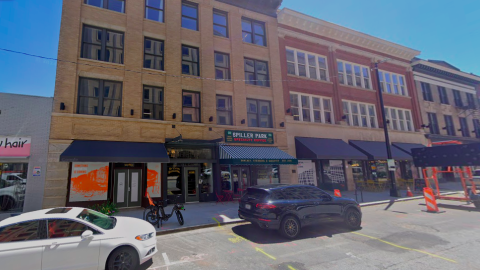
[162,252,170,265]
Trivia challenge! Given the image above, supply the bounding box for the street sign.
[224,130,274,144]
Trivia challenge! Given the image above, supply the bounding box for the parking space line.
[351,232,457,263]
[162,253,170,265]
[212,217,221,226]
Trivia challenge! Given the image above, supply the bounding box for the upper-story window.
[182,1,198,31]
[182,91,200,123]
[473,119,480,138]
[444,115,455,136]
[290,93,333,124]
[216,95,233,125]
[182,45,200,76]
[145,0,165,23]
[213,9,228,38]
[247,99,272,128]
[337,61,371,89]
[286,48,328,81]
[427,113,440,134]
[452,90,463,107]
[144,38,164,70]
[241,18,266,47]
[438,86,449,104]
[244,58,269,87]
[214,52,230,81]
[459,117,470,137]
[420,82,433,101]
[385,107,414,132]
[342,100,378,128]
[81,25,124,64]
[78,77,122,117]
[143,86,163,120]
[467,93,476,109]
[84,0,125,13]
[378,71,407,96]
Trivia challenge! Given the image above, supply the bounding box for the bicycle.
[144,193,185,228]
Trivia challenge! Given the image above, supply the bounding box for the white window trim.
[379,70,409,97]
[385,106,414,132]
[290,92,334,124]
[342,100,378,128]
[337,60,372,90]
[286,47,329,82]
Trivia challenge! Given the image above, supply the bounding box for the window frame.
[181,45,200,76]
[77,77,122,117]
[286,47,329,81]
[444,115,456,136]
[84,0,125,13]
[427,113,440,134]
[438,86,449,104]
[342,100,378,128]
[81,25,124,64]
[459,117,470,137]
[290,92,334,124]
[0,220,42,242]
[46,218,100,239]
[473,119,480,138]
[244,58,270,87]
[466,93,476,109]
[214,51,231,81]
[145,0,165,23]
[181,1,199,31]
[452,89,463,107]
[385,107,414,132]
[241,17,267,47]
[143,37,164,70]
[420,82,433,101]
[182,90,201,123]
[216,95,233,125]
[213,9,228,38]
[337,60,371,89]
[246,99,273,128]
[378,70,408,96]
[142,85,164,120]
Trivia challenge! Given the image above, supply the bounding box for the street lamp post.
[374,61,400,197]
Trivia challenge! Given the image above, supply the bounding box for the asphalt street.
[140,198,480,270]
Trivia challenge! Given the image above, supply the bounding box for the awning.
[295,137,367,160]
[219,145,298,165]
[392,142,426,155]
[349,140,412,160]
[60,140,170,163]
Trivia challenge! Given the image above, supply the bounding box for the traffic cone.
[406,186,413,197]
[334,189,341,197]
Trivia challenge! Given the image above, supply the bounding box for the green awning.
[219,145,298,165]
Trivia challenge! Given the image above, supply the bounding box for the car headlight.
[135,232,154,241]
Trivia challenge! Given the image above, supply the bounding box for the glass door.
[232,167,250,196]
[184,167,199,202]
[114,169,143,208]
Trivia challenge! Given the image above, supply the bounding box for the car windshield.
[77,209,116,230]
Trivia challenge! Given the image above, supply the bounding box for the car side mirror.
[81,230,93,240]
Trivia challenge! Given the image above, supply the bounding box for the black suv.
[238,184,362,239]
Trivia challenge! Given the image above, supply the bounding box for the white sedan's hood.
[111,216,156,238]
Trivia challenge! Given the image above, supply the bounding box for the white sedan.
[0,207,157,270]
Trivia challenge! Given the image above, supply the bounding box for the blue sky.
[0,0,479,97]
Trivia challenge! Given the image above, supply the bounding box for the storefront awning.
[349,140,412,160]
[60,140,170,163]
[392,142,426,155]
[219,145,298,165]
[295,137,368,160]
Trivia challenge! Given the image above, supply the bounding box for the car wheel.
[279,216,301,239]
[344,208,361,230]
[473,200,480,209]
[176,210,184,225]
[106,246,139,270]
[0,196,14,211]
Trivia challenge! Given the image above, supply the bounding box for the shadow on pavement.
[137,259,153,270]
[231,223,357,244]
[434,203,480,212]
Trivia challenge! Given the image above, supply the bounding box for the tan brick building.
[45,0,296,209]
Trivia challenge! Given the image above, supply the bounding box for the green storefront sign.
[224,130,274,144]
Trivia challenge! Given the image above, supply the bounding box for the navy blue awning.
[60,140,170,163]
[392,142,426,155]
[295,137,368,160]
[219,145,297,165]
[349,140,412,160]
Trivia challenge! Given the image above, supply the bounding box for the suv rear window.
[243,188,269,201]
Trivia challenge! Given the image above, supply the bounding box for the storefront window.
[167,164,182,196]
[318,160,347,190]
[367,160,388,181]
[200,163,213,194]
[0,163,28,212]
[252,165,279,185]
[351,160,365,182]
[220,165,231,191]
[167,148,212,159]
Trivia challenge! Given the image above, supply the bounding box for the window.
[385,107,414,132]
[144,38,164,70]
[427,113,439,134]
[182,91,200,122]
[182,45,200,76]
[467,93,476,109]
[78,78,122,117]
[285,48,328,81]
[438,86,449,104]
[143,86,163,120]
[214,52,230,80]
[290,93,333,124]
[379,71,408,96]
[342,101,377,128]
[420,82,433,101]
[241,17,266,46]
[244,58,269,87]
[77,209,116,230]
[213,9,228,38]
[444,115,455,136]
[453,90,463,107]
[82,25,124,64]
[247,99,272,128]
[216,95,232,125]
[474,119,480,138]
[84,0,125,13]
[182,1,198,31]
[47,219,94,238]
[337,61,371,89]
[0,221,40,242]
[145,0,164,22]
[459,117,470,137]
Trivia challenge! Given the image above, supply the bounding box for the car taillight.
[256,203,276,209]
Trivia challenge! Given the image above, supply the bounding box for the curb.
[358,191,460,207]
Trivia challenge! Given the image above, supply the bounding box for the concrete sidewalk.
[116,181,465,234]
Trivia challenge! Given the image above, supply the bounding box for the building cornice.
[277,8,420,61]
[412,60,480,83]
[413,72,476,94]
